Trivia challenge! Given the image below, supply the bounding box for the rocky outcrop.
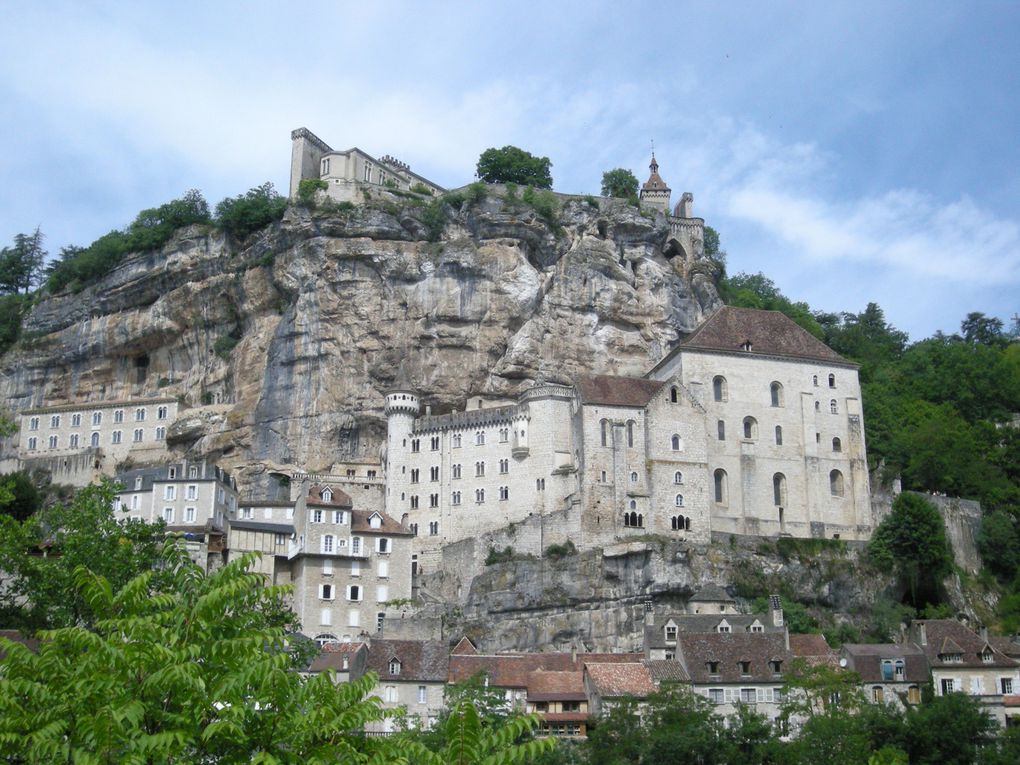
[0,190,721,488]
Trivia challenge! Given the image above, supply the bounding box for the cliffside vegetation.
[720,266,1020,626]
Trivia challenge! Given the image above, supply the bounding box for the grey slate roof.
[363,639,449,683]
[645,614,781,649]
[644,659,690,683]
[913,620,1019,670]
[689,584,735,603]
[841,643,929,684]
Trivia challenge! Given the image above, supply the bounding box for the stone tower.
[639,153,671,214]
[383,388,419,520]
[289,127,332,198]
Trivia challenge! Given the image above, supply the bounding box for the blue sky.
[2,1,1018,341]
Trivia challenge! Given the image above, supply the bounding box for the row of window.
[408,521,441,537]
[409,428,519,452]
[26,427,165,451]
[158,485,201,500]
[28,407,169,431]
[705,687,783,704]
[712,468,846,503]
[318,583,389,602]
[410,486,511,508]
[717,418,843,452]
[622,512,692,532]
[320,535,390,555]
[160,507,200,524]
[410,459,512,483]
[710,374,838,405]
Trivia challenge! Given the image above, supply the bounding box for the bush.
[213,335,239,359]
[521,185,560,226]
[0,294,28,356]
[409,183,433,196]
[214,182,288,241]
[46,191,211,293]
[545,541,577,560]
[485,546,515,566]
[296,178,328,208]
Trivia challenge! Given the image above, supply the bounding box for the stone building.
[18,397,178,486]
[358,638,449,733]
[639,154,705,266]
[383,306,873,568]
[289,127,444,203]
[840,643,929,708]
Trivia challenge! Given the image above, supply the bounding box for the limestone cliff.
[0,190,721,488]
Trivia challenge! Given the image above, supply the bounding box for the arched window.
[629,499,637,510]
[624,511,644,528]
[813,375,819,386]
[600,419,609,447]
[743,416,757,440]
[671,434,682,451]
[773,473,787,506]
[90,432,100,448]
[670,387,679,403]
[713,376,727,402]
[828,373,836,388]
[630,471,638,483]
[830,469,845,497]
[832,437,842,452]
[714,469,728,505]
[674,471,683,484]
[775,425,783,445]
[815,401,821,412]
[627,420,635,448]
[830,399,838,414]
[672,515,691,531]
[717,420,726,440]
[675,494,684,507]
[770,382,784,407]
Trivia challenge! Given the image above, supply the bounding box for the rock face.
[0,190,722,489]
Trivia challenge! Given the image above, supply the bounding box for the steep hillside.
[0,190,721,490]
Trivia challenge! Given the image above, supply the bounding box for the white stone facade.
[18,398,178,485]
[290,127,444,202]
[384,307,875,564]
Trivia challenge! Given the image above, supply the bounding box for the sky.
[2,1,1019,341]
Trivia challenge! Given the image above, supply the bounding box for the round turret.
[385,389,420,417]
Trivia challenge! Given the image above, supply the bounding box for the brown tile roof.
[641,156,669,191]
[527,670,586,701]
[586,663,658,698]
[308,642,366,673]
[452,636,478,655]
[575,375,666,408]
[350,509,412,536]
[363,639,449,683]
[644,659,690,684]
[448,652,643,688]
[913,620,1019,669]
[840,643,929,684]
[789,633,834,659]
[307,484,354,508]
[658,306,851,368]
[990,636,1020,659]
[677,632,792,684]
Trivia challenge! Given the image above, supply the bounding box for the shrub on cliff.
[214,181,288,240]
[600,168,639,203]
[46,190,211,293]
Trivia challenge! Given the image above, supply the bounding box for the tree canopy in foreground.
[476,146,553,188]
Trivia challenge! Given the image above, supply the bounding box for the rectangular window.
[320,584,333,600]
[185,507,195,523]
[378,560,389,578]
[164,486,176,500]
[418,685,427,704]
[1001,678,1013,694]
[186,485,197,500]
[313,509,323,523]
[351,537,361,555]
[320,608,332,626]
[350,560,360,577]
[717,420,725,440]
[377,585,388,602]
[941,678,956,695]
[323,558,333,575]
[348,609,360,627]
[163,507,174,523]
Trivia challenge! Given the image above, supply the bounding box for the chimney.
[918,622,927,646]
[769,595,784,628]
[571,643,577,663]
[980,625,989,643]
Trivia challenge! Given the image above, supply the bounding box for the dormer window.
[370,514,382,529]
[941,653,963,664]
[739,661,751,674]
[748,620,764,633]
[717,620,731,633]
[769,660,782,674]
[741,340,753,352]
[322,488,333,503]
[981,649,994,663]
[389,659,401,675]
[665,624,678,642]
[707,661,719,675]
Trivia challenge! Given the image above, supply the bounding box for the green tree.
[477,146,553,188]
[0,227,47,294]
[720,271,824,338]
[977,510,1019,581]
[0,471,41,521]
[0,480,165,630]
[0,545,399,764]
[902,692,998,765]
[215,181,289,240]
[868,493,953,607]
[960,311,1006,347]
[600,168,638,202]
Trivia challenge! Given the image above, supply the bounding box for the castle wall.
[650,350,871,540]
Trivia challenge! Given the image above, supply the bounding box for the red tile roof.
[527,670,586,700]
[349,509,411,536]
[586,663,657,698]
